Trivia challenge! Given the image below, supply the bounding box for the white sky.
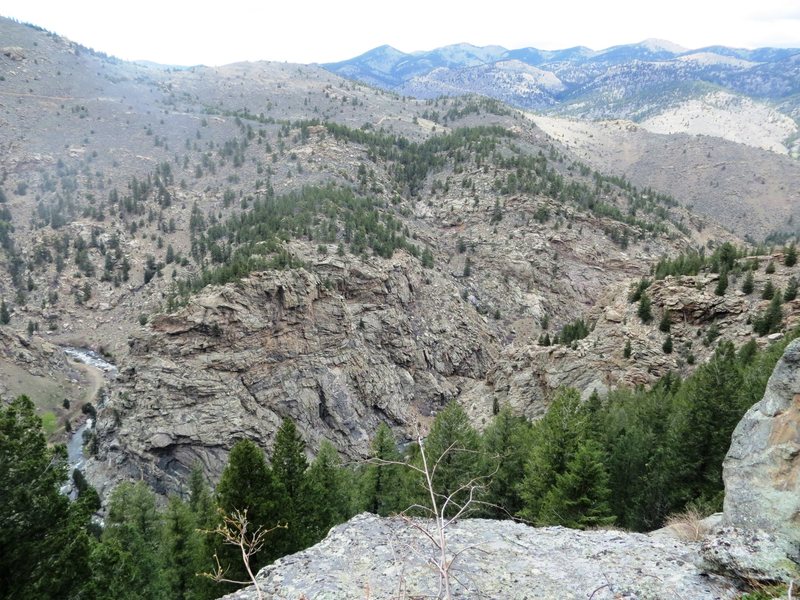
[2,0,799,66]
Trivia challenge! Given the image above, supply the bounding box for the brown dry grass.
[663,506,710,541]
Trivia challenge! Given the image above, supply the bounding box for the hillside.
[0,17,797,498]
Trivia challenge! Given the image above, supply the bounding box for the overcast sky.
[3,0,799,66]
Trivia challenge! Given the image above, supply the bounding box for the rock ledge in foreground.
[221,513,736,600]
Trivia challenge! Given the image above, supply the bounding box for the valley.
[2,15,800,599]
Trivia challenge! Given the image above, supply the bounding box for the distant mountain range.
[323,40,800,128]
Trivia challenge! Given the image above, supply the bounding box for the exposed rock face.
[701,527,800,583]
[705,338,800,582]
[723,338,800,540]
[220,513,737,600]
[464,270,800,427]
[90,253,499,494]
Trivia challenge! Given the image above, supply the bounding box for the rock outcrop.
[723,338,800,539]
[89,253,499,494]
[703,338,800,582]
[220,513,737,600]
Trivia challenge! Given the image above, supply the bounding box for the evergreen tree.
[0,298,9,324]
[0,396,91,599]
[597,384,673,530]
[417,401,482,517]
[186,464,218,600]
[623,339,632,359]
[518,389,586,522]
[742,270,754,294]
[271,418,309,554]
[480,408,531,518]
[303,441,349,543]
[360,423,403,516]
[637,292,653,324]
[765,261,776,274]
[762,280,776,300]
[658,312,671,333]
[714,269,728,296]
[162,497,206,600]
[753,293,784,336]
[662,334,673,354]
[215,440,279,586]
[785,244,797,267]
[188,463,214,523]
[88,481,166,600]
[785,277,798,302]
[628,278,651,303]
[537,440,615,529]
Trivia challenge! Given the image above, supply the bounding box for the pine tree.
[742,270,754,294]
[162,497,206,600]
[303,441,349,543]
[662,334,673,354]
[785,244,797,267]
[623,339,632,359]
[215,440,279,585]
[785,277,798,302]
[418,401,482,517]
[0,299,9,324]
[637,292,653,324]
[765,261,776,274]
[271,418,309,554]
[762,280,775,300]
[666,343,743,506]
[88,481,166,600]
[753,293,784,336]
[714,269,728,296]
[186,464,218,600]
[0,396,91,599]
[518,389,586,522]
[480,408,531,518]
[537,440,616,529]
[360,423,403,516]
[658,312,671,333]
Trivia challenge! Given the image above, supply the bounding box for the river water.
[62,347,117,481]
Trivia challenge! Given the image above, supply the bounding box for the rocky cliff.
[88,252,499,494]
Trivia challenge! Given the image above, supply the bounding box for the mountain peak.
[638,38,688,54]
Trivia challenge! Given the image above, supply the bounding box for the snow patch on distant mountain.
[676,52,758,68]
[640,91,797,153]
[400,60,564,106]
[640,38,688,54]
[415,43,508,66]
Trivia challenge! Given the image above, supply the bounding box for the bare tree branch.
[199,508,286,600]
